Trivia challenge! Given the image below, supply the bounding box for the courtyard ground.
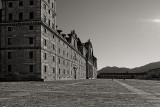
[0,79,160,107]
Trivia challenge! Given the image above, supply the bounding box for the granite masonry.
[0,0,97,81]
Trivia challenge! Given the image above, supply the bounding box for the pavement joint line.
[114,80,160,107]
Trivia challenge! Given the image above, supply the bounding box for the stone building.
[0,0,97,81]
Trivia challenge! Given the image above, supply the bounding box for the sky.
[56,0,160,70]
[0,0,160,70]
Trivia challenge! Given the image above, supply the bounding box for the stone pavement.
[0,79,160,107]
[115,80,160,107]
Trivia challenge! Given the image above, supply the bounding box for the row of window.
[8,26,34,32]
[7,65,34,72]
[8,0,34,8]
[44,52,55,62]
[7,37,34,45]
[8,12,34,21]
[44,65,56,74]
[7,51,34,59]
[44,1,55,9]
[43,15,55,29]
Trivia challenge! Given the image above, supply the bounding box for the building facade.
[0,0,97,81]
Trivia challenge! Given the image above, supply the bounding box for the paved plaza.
[0,79,160,107]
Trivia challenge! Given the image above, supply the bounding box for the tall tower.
[0,0,57,81]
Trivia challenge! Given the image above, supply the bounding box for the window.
[44,66,47,72]
[59,58,60,64]
[63,50,65,55]
[8,52,11,59]
[44,4,46,10]
[59,68,60,74]
[53,56,55,62]
[19,12,23,20]
[48,0,50,4]
[29,12,34,19]
[29,51,33,59]
[30,0,34,5]
[53,44,55,50]
[44,28,46,33]
[63,69,65,74]
[8,38,12,45]
[44,53,47,60]
[8,65,11,72]
[52,23,54,29]
[53,35,54,39]
[9,2,13,8]
[63,60,65,65]
[48,19,50,26]
[53,67,55,73]
[52,12,55,18]
[29,37,33,44]
[58,48,61,54]
[67,53,69,57]
[44,15,46,22]
[8,27,12,31]
[29,26,33,30]
[52,3,54,8]
[19,1,23,6]
[44,39,47,46]
[29,65,33,72]
[48,9,50,14]
[9,13,12,21]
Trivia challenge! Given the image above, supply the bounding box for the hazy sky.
[56,0,160,70]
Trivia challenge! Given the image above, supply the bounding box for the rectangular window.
[44,39,47,46]
[29,12,34,19]
[8,27,12,31]
[59,58,60,64]
[8,52,11,59]
[53,67,55,73]
[29,65,33,72]
[52,3,54,8]
[53,56,55,62]
[59,68,60,74]
[63,60,65,65]
[44,66,47,72]
[9,2,13,8]
[67,53,69,57]
[53,44,55,50]
[48,19,50,26]
[63,50,65,55]
[44,15,46,22]
[44,53,47,60]
[53,35,54,39]
[19,1,23,6]
[30,0,34,5]
[63,69,65,74]
[58,48,60,54]
[29,37,33,44]
[8,38,11,45]
[44,4,46,10]
[48,0,50,4]
[44,28,47,33]
[8,65,11,72]
[29,26,33,30]
[48,9,50,14]
[19,12,23,20]
[29,51,33,59]
[52,23,54,29]
[9,13,12,21]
